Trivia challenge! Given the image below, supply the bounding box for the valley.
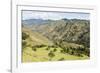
[22,18,90,62]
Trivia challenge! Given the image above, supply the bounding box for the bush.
[33,48,37,51]
[63,49,67,53]
[53,48,57,52]
[77,53,82,57]
[66,48,69,53]
[39,44,46,47]
[22,32,29,40]
[60,49,64,53]
[45,46,50,50]
[48,51,55,58]
[60,48,67,53]
[70,51,74,55]
[32,48,37,51]
[46,47,49,50]
[84,48,90,57]
[58,58,65,61]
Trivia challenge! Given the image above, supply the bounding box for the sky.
[22,10,90,20]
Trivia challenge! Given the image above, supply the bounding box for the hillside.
[22,27,53,47]
[22,19,90,62]
[23,19,90,48]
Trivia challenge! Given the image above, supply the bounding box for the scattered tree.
[58,57,65,61]
[53,48,57,52]
[48,51,55,61]
[22,32,29,40]
[32,48,37,51]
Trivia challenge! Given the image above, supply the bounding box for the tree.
[66,48,69,53]
[60,49,64,53]
[84,48,90,57]
[46,46,50,50]
[48,51,55,61]
[32,46,37,51]
[22,32,29,40]
[32,48,37,51]
[58,57,65,61]
[53,48,57,52]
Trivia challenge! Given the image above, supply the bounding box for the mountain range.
[22,18,90,48]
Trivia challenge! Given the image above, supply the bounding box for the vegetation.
[22,18,90,62]
[53,48,57,52]
[22,32,29,40]
[48,51,55,61]
[58,58,65,61]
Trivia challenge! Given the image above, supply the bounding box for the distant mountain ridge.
[22,18,89,25]
[22,19,52,25]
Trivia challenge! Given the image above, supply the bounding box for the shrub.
[60,48,67,53]
[53,48,57,52]
[63,49,67,53]
[45,46,50,50]
[32,48,37,51]
[77,53,82,57]
[70,51,74,55]
[58,58,65,61]
[48,51,55,58]
[66,48,69,53]
[39,44,46,47]
[46,47,49,50]
[60,49,64,53]
[84,48,90,57]
[22,32,29,40]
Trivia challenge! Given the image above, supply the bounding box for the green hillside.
[22,18,90,62]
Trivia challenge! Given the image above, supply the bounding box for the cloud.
[22,11,90,20]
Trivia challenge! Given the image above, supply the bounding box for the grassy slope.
[22,27,89,63]
[22,27,53,46]
[22,46,89,63]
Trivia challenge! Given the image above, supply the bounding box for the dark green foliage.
[58,58,65,61]
[32,45,46,49]
[63,49,67,53]
[59,44,87,57]
[66,48,69,53]
[53,48,57,52]
[48,51,55,58]
[45,47,50,50]
[70,51,74,55]
[38,44,46,47]
[60,49,65,53]
[32,48,37,51]
[22,32,29,40]
[84,48,90,57]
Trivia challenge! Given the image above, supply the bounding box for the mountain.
[23,19,90,48]
[22,19,52,25]
[22,18,90,62]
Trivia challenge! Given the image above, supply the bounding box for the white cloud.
[22,11,90,20]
